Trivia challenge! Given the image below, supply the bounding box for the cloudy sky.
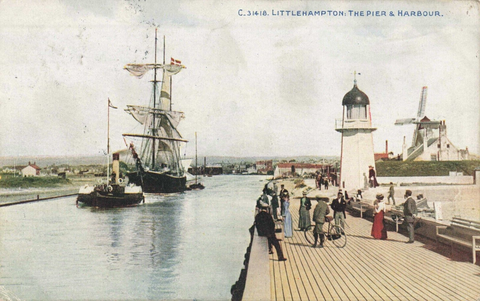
[0,0,479,159]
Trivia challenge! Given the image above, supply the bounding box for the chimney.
[385,140,388,154]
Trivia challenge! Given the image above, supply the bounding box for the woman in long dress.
[283,194,293,238]
[298,191,311,231]
[371,193,387,240]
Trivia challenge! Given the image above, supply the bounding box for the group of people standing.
[254,183,292,261]
[315,173,330,190]
[371,189,418,243]
[256,179,419,260]
[298,190,347,248]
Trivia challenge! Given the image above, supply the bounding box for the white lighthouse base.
[340,129,376,192]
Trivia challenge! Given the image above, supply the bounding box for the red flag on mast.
[170,57,182,66]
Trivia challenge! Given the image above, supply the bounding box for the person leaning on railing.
[254,205,287,261]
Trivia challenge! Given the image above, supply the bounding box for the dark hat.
[376,193,384,200]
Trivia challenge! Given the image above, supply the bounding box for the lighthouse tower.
[336,74,377,191]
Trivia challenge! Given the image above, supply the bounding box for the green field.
[0,176,72,188]
[376,160,480,177]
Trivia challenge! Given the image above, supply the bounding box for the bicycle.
[304,216,347,248]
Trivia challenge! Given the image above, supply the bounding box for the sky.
[0,0,479,160]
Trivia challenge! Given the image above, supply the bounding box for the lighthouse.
[336,74,377,191]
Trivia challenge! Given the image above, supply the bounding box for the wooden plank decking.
[269,198,480,301]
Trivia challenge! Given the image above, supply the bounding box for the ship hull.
[127,171,186,193]
[77,184,144,208]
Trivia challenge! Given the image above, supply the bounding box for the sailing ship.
[122,30,188,193]
[77,99,144,208]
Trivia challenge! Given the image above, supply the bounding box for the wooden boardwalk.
[269,198,480,301]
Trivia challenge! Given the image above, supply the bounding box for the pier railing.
[334,118,375,131]
[241,228,270,301]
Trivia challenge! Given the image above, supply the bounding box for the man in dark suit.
[279,184,289,216]
[255,206,287,261]
[403,189,418,243]
[331,191,347,232]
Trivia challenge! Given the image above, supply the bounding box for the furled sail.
[125,105,185,128]
[124,63,183,79]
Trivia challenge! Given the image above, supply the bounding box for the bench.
[385,210,404,233]
[350,202,370,218]
[436,217,480,264]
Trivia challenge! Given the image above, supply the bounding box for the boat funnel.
[112,153,120,184]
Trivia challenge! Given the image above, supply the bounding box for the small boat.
[187,132,204,190]
[77,153,144,208]
[77,99,144,208]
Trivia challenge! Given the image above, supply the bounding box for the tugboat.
[122,29,188,193]
[77,153,144,207]
[76,99,144,208]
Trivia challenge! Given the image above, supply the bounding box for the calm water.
[0,175,268,300]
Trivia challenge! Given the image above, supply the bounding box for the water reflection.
[0,175,268,300]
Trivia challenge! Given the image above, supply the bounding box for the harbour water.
[0,175,269,300]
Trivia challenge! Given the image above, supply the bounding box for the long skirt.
[283,202,293,238]
[371,210,387,240]
[298,207,311,230]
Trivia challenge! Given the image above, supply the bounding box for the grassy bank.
[0,176,72,188]
[376,160,480,177]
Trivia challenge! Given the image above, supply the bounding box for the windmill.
[395,86,441,160]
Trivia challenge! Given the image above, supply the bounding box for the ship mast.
[151,29,158,169]
[195,132,198,184]
[107,98,111,184]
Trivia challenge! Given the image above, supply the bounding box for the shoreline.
[0,177,92,205]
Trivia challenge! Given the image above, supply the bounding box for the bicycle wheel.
[330,225,347,248]
[304,225,316,246]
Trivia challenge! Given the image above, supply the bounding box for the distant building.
[256,160,273,175]
[274,163,333,179]
[2,165,23,174]
[204,164,223,175]
[402,119,469,161]
[21,162,41,177]
[374,140,393,161]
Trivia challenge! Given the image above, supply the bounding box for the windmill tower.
[395,86,441,161]
[336,73,377,191]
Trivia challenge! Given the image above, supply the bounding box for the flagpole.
[107,98,110,184]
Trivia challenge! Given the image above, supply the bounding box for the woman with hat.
[298,191,312,231]
[371,193,388,240]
